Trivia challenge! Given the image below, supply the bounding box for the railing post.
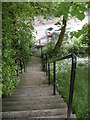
[46,54,47,76]
[51,63,53,81]
[48,62,50,85]
[41,47,43,57]
[53,61,56,95]
[42,55,45,71]
[20,59,23,73]
[39,39,40,45]
[67,54,76,120]
[23,61,25,72]
[16,68,19,77]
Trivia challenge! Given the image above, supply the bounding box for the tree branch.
[53,15,67,55]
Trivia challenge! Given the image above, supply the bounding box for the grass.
[50,57,88,120]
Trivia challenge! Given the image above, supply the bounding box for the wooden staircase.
[2,57,76,120]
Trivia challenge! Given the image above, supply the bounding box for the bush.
[2,3,34,96]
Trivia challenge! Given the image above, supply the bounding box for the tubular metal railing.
[15,59,26,77]
[42,53,77,120]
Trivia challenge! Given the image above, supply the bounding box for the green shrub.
[2,3,34,96]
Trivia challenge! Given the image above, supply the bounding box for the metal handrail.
[43,53,77,120]
[49,53,73,63]
[15,59,26,77]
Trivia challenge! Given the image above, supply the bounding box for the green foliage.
[52,2,87,20]
[34,2,53,16]
[70,22,89,43]
[57,41,88,57]
[42,2,88,56]
[68,22,89,56]
[70,3,86,20]
[45,42,55,55]
[51,2,88,55]
[2,3,35,96]
[2,2,54,96]
[51,21,89,57]
[34,48,42,58]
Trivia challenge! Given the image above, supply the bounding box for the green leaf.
[77,12,85,21]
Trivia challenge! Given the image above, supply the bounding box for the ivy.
[2,2,54,96]
[2,3,35,96]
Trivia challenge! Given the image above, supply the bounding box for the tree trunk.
[53,16,67,55]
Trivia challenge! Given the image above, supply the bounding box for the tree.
[51,2,88,55]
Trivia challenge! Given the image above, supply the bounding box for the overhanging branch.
[53,15,67,55]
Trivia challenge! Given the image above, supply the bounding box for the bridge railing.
[42,53,77,120]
